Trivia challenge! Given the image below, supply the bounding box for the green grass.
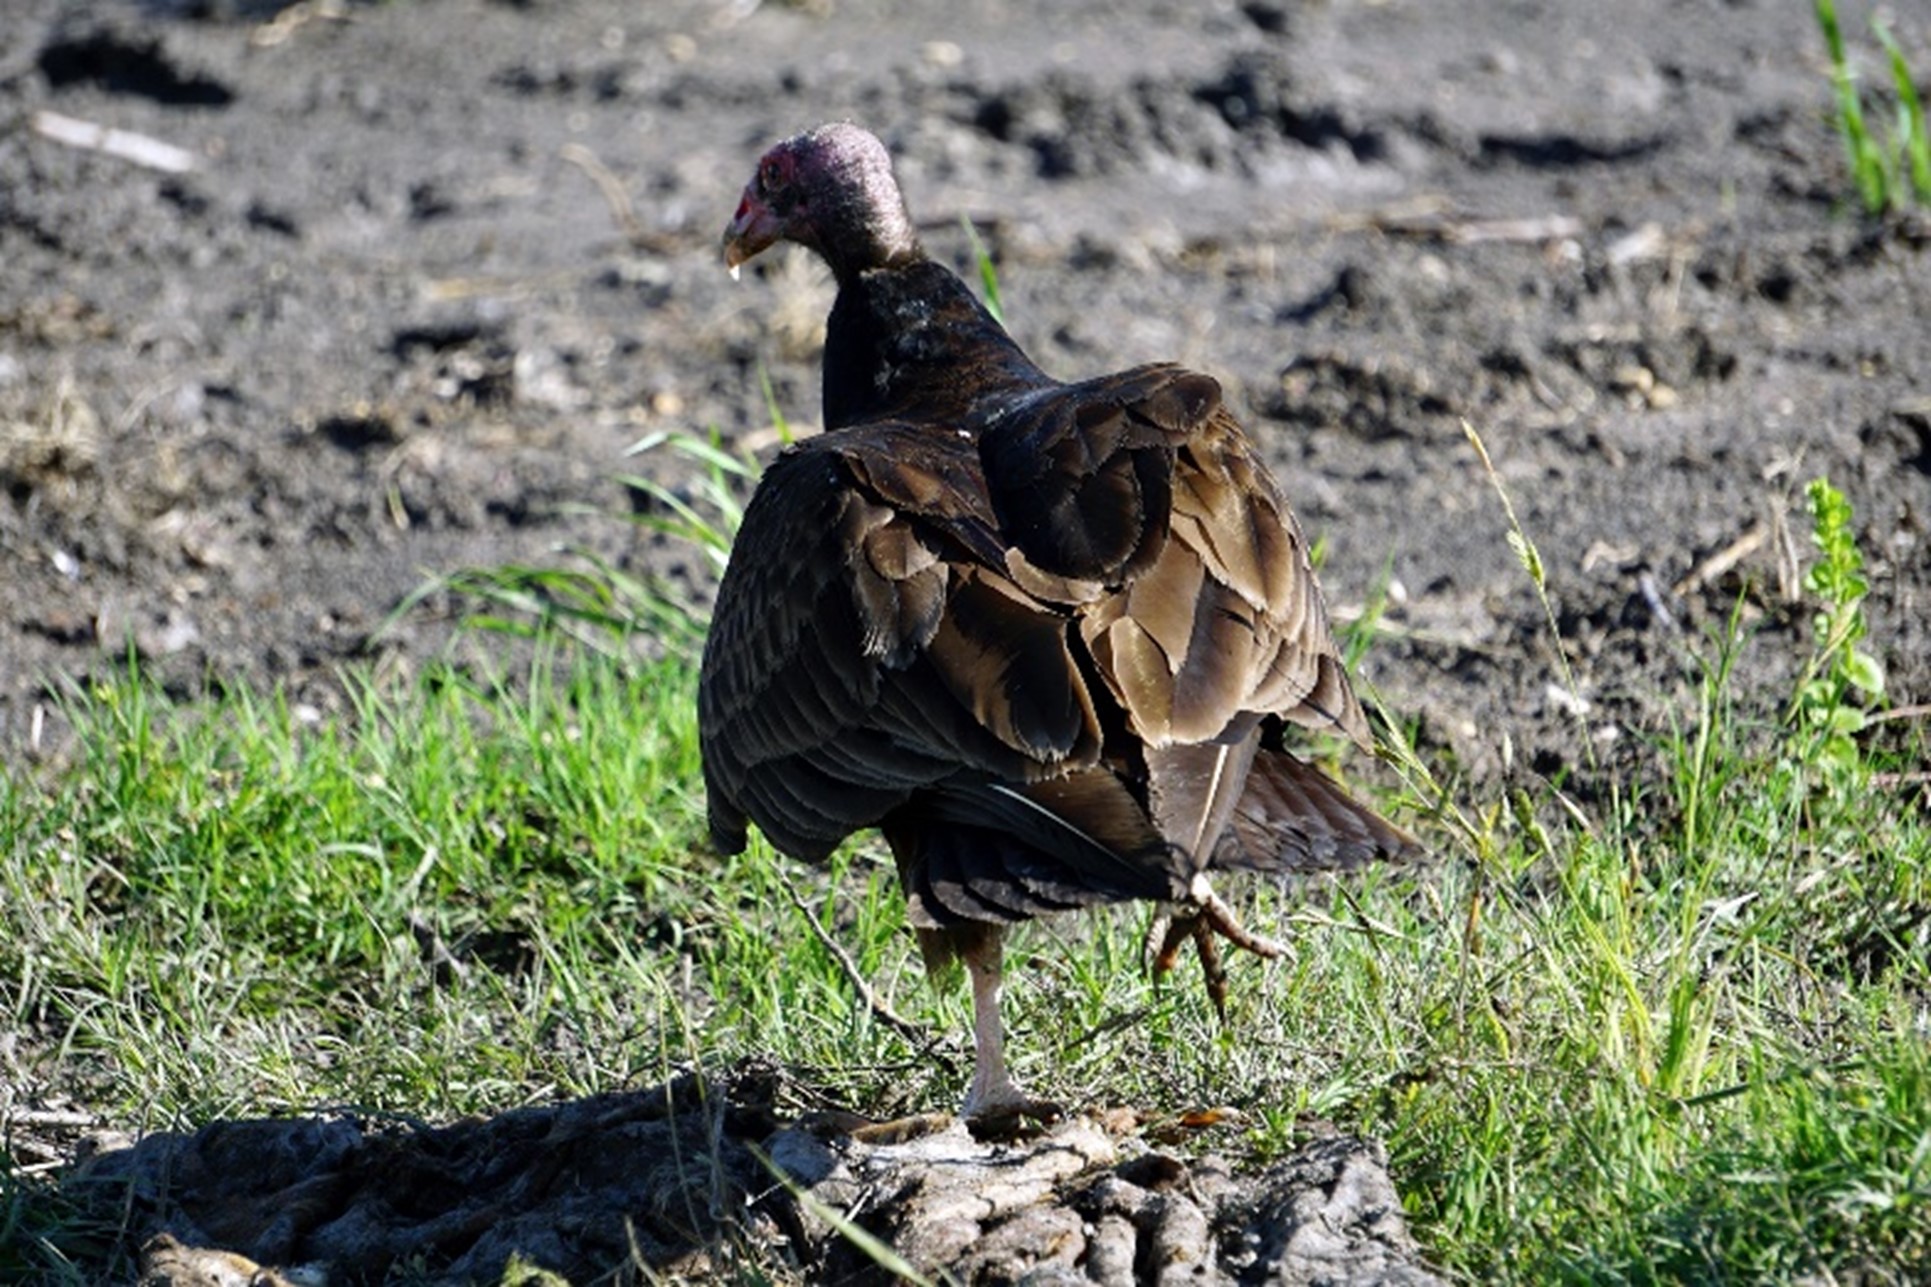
[1817,0,1931,214]
[959,216,1006,327]
[4,466,1927,1282]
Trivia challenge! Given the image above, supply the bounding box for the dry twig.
[780,881,928,1045]
[561,143,655,247]
[30,110,197,174]
[1674,522,1768,597]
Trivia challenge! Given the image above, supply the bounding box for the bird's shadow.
[62,1061,809,1284]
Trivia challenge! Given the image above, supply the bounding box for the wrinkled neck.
[810,178,920,287]
[822,261,1049,430]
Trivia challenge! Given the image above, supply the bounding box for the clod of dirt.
[1272,350,1457,442]
[38,19,236,107]
[72,1063,1440,1285]
[967,47,1385,183]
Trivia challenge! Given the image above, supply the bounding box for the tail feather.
[1144,738,1260,873]
[888,769,1182,931]
[1219,748,1420,874]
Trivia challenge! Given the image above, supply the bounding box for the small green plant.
[393,364,799,656]
[1789,477,1886,772]
[1816,0,1931,213]
[616,426,764,578]
[960,215,1005,327]
[1462,420,1598,777]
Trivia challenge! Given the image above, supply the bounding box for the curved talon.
[1149,883,1286,1020]
[1148,910,1190,977]
[1192,916,1229,1020]
[1196,886,1285,959]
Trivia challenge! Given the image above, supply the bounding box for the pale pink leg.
[959,926,1058,1126]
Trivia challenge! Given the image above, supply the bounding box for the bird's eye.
[760,158,786,193]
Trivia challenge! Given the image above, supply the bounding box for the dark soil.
[3,0,1928,1281]
[3,0,1927,786]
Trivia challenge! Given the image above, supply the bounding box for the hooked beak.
[722,184,782,281]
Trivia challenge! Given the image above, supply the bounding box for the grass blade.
[1876,22,1931,202]
[960,215,1004,327]
[1816,0,1888,212]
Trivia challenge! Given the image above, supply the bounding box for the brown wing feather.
[924,568,1101,764]
[701,360,1409,926]
[1026,373,1390,873]
[700,422,1115,867]
[978,363,1212,584]
[1167,407,1371,748]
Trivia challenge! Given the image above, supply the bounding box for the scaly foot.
[963,1087,1063,1141]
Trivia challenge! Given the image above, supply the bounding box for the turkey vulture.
[703,122,1418,1127]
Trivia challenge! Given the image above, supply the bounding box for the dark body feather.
[700,256,1414,948]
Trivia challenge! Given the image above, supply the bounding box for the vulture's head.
[723,122,920,284]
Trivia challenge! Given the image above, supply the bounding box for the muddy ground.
[2,0,1928,1279]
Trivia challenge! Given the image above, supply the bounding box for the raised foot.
[1149,881,1288,1020]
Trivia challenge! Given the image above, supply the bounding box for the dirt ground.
[3,0,1927,786]
[1,0,1928,1279]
